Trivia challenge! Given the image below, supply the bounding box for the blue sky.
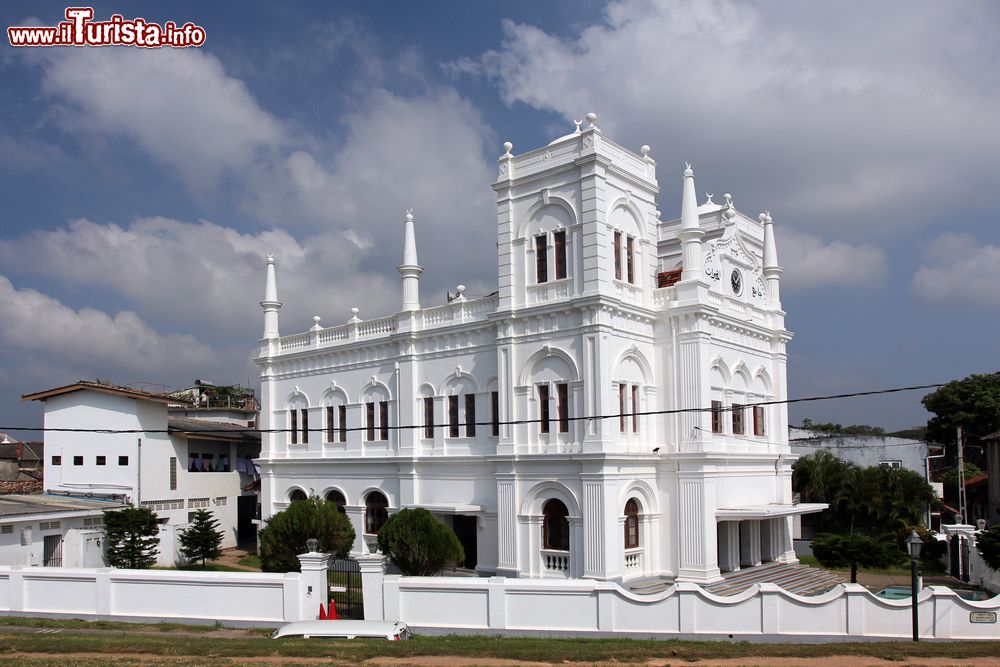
[1,0,998,435]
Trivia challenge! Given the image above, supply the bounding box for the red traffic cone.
[319,602,327,620]
[327,598,339,620]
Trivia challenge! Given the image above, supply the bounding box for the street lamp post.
[906,530,924,642]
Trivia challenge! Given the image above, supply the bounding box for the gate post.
[297,547,331,621]
[358,553,387,621]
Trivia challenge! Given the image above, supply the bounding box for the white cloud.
[777,229,885,289]
[36,47,285,188]
[463,0,1000,236]
[241,87,498,295]
[912,234,1000,308]
[0,217,401,343]
[0,274,220,376]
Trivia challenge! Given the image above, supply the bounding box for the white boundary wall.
[364,571,1000,640]
[0,552,329,626]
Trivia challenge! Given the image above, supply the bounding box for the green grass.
[0,622,999,665]
[236,555,261,569]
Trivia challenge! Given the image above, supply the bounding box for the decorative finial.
[723,194,736,222]
[349,307,360,323]
[311,315,322,331]
[585,112,598,128]
[764,210,772,223]
[573,119,582,132]
[265,253,275,264]
[502,141,513,157]
[456,284,466,295]
[684,162,693,177]
[641,145,651,157]
[705,193,715,205]
[655,209,661,221]
[405,208,414,221]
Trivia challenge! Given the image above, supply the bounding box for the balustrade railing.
[541,549,570,575]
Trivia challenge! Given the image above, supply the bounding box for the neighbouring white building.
[0,494,126,568]
[256,114,823,584]
[22,381,261,563]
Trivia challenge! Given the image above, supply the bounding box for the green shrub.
[376,507,464,576]
[978,525,1000,570]
[259,496,355,572]
[179,509,224,567]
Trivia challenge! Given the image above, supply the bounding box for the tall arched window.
[326,489,346,514]
[289,489,307,503]
[365,491,389,534]
[542,499,569,551]
[624,498,640,549]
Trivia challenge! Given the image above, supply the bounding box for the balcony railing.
[274,294,498,355]
[541,549,570,576]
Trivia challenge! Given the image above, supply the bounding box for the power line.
[3,375,991,436]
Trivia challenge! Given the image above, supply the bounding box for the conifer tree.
[179,508,224,568]
[104,507,160,569]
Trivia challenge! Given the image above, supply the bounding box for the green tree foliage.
[259,496,355,572]
[977,526,1000,571]
[939,462,985,489]
[922,372,1000,459]
[179,508,224,568]
[793,453,938,579]
[799,418,885,436]
[811,533,903,583]
[376,507,465,576]
[104,507,160,569]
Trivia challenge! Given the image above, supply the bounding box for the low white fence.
[363,567,1000,640]
[0,551,329,626]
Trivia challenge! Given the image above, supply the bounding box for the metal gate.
[328,557,363,619]
[43,534,63,567]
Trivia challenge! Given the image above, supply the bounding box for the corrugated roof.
[0,493,127,519]
[168,416,260,442]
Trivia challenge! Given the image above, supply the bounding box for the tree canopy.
[179,508,224,567]
[799,418,886,437]
[376,507,464,576]
[793,452,937,581]
[104,506,160,569]
[259,496,355,572]
[922,372,1000,461]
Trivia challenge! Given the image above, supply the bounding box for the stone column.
[345,505,366,555]
[739,520,762,568]
[296,549,330,621]
[717,521,740,572]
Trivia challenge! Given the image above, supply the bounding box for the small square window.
[118,455,129,466]
[73,455,83,466]
[96,456,106,466]
[51,456,62,466]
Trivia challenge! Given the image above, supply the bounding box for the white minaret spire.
[678,162,705,279]
[761,211,782,306]
[398,209,423,312]
[260,254,282,339]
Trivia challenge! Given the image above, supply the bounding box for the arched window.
[624,498,640,549]
[289,489,307,503]
[365,491,389,534]
[542,499,569,551]
[326,490,346,514]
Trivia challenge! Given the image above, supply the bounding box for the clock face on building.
[730,269,743,295]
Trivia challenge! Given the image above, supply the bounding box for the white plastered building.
[256,115,823,583]
[24,382,261,564]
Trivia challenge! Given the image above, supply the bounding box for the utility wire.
[4,375,993,436]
